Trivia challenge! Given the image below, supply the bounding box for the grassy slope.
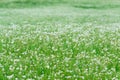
[0,0,120,80]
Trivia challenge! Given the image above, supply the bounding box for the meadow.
[0,0,120,80]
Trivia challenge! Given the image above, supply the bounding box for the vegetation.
[0,0,120,80]
[0,0,120,8]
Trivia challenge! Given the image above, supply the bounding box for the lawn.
[0,0,120,80]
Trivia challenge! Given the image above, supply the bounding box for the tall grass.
[0,0,120,79]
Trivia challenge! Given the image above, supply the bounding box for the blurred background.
[0,0,120,9]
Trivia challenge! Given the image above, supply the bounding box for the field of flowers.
[0,0,120,80]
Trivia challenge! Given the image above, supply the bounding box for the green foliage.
[0,0,120,79]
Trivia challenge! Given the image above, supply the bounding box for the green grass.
[0,0,120,80]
